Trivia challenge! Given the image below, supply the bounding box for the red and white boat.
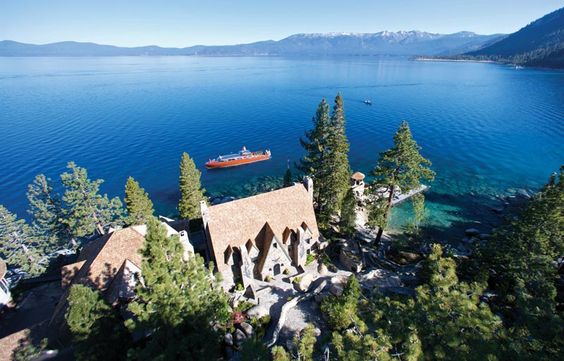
[205,146,271,169]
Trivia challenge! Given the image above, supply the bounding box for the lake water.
[0,56,562,240]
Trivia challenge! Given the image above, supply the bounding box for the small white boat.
[363,100,372,105]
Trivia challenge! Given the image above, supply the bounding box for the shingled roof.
[204,182,319,272]
[62,227,145,291]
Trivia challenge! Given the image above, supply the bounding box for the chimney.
[200,200,209,228]
[303,176,314,202]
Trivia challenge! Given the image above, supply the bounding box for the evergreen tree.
[330,330,393,361]
[283,162,293,187]
[178,152,206,219]
[321,276,362,331]
[60,162,124,240]
[476,166,564,360]
[298,98,331,199]
[294,324,317,361]
[412,245,502,360]
[66,284,130,361]
[339,187,357,237]
[411,193,426,232]
[124,176,154,225]
[127,217,229,360]
[271,346,291,361]
[0,205,45,276]
[369,121,434,243]
[240,337,270,361]
[317,94,351,226]
[26,174,68,251]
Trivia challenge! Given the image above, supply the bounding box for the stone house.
[201,177,323,289]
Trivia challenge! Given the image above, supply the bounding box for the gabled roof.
[204,182,319,272]
[70,227,146,291]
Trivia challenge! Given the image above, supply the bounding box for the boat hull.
[205,154,271,169]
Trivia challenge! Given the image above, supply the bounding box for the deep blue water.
[0,57,562,239]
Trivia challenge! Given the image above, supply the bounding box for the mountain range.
[1,7,562,68]
[463,7,564,68]
[0,31,504,57]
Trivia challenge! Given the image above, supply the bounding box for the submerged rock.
[465,228,481,236]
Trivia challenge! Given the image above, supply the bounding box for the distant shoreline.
[415,57,497,64]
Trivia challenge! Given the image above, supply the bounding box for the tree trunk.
[375,184,395,244]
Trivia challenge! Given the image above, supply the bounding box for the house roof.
[351,171,365,181]
[0,259,6,279]
[71,227,146,291]
[204,182,319,272]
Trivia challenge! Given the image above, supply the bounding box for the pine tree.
[317,94,351,226]
[127,217,229,360]
[60,162,124,239]
[411,193,426,232]
[369,121,434,243]
[271,346,291,361]
[0,205,45,276]
[299,98,331,205]
[178,152,206,219]
[240,337,270,361]
[476,166,564,360]
[412,244,502,360]
[66,284,129,361]
[321,276,362,331]
[26,174,68,251]
[124,176,154,225]
[339,187,357,236]
[295,324,317,361]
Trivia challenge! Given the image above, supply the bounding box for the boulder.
[234,329,247,347]
[318,263,328,275]
[328,284,344,296]
[465,228,480,236]
[224,333,234,347]
[238,322,253,337]
[297,273,314,292]
[246,304,270,319]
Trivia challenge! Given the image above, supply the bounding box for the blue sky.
[1,0,562,47]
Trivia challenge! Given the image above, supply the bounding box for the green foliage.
[317,94,351,226]
[412,245,502,360]
[271,345,291,361]
[475,167,564,360]
[124,176,154,225]
[12,337,47,361]
[331,329,393,361]
[299,95,351,229]
[127,217,229,360]
[339,187,357,236]
[60,162,124,239]
[294,324,317,361]
[369,121,434,242]
[411,193,425,231]
[178,152,206,219]
[26,174,68,251]
[66,284,129,361]
[0,205,45,275]
[240,337,270,361]
[321,276,362,331]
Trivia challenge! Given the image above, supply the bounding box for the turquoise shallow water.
[0,56,562,240]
